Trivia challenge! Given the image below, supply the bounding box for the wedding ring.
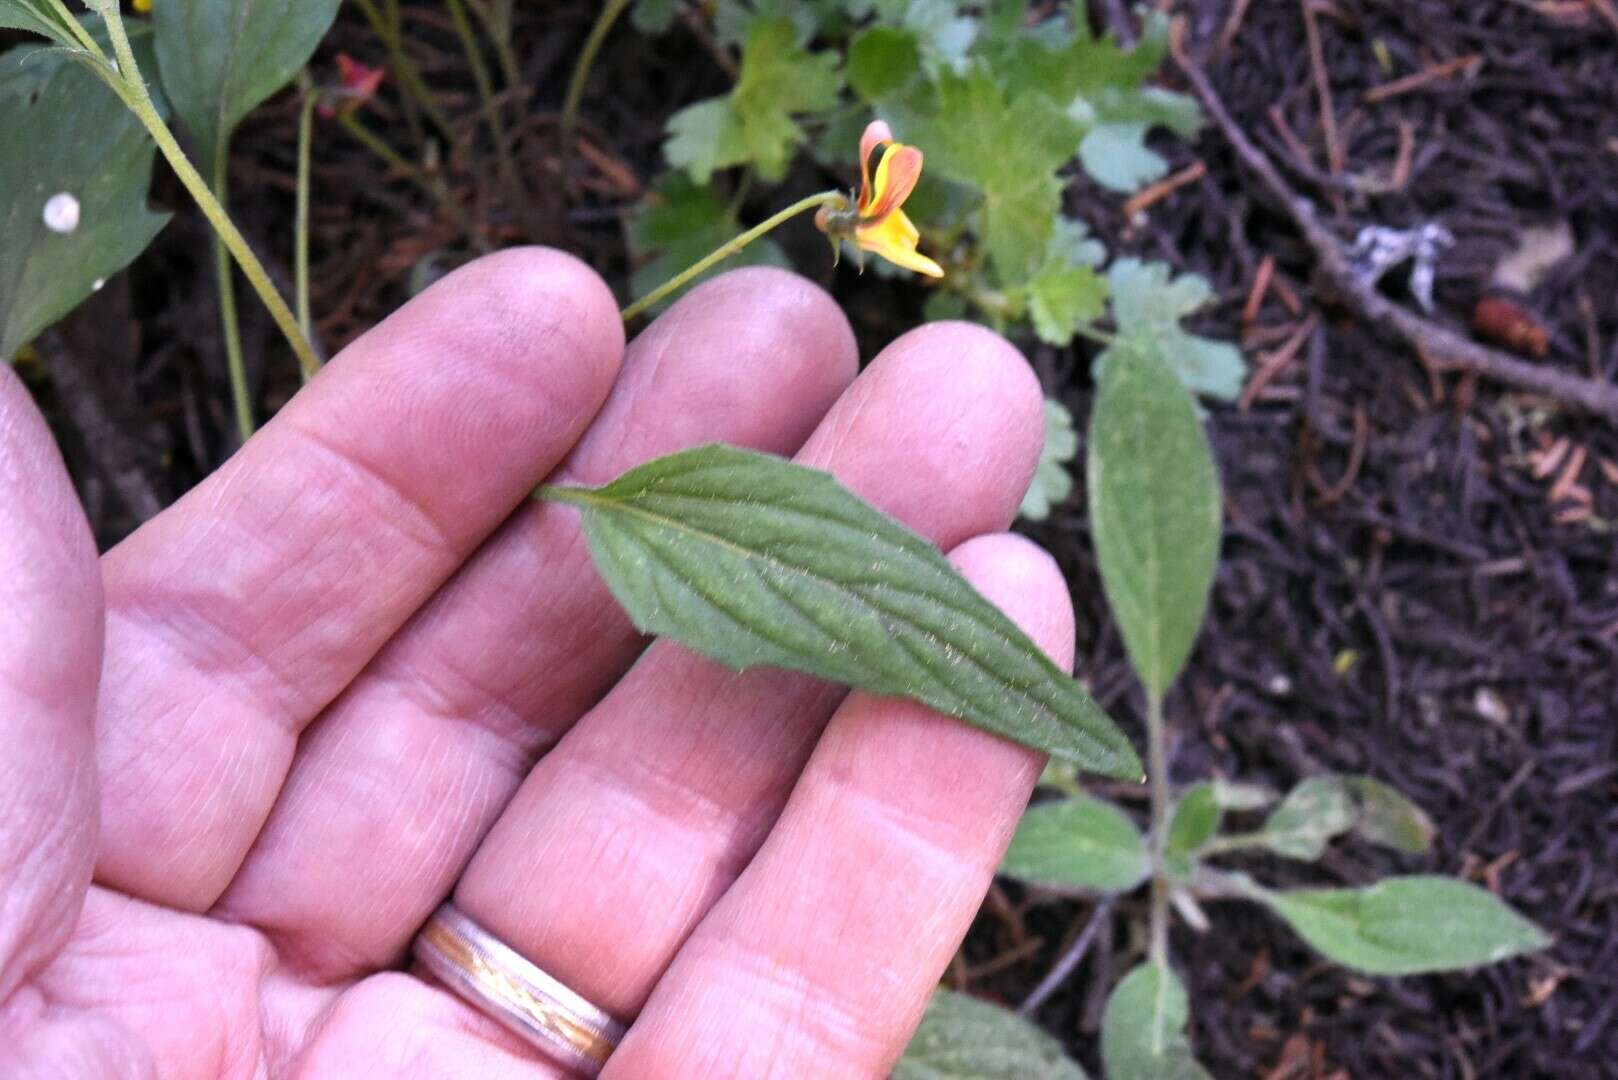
[413,903,626,1077]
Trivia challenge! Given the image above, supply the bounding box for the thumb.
[0,366,104,1001]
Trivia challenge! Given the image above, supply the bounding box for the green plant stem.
[211,157,254,440]
[621,191,846,322]
[295,88,319,362]
[352,0,452,144]
[559,0,632,177]
[463,0,521,91]
[45,0,102,51]
[446,0,527,218]
[1146,691,1170,969]
[97,11,319,391]
[336,112,482,245]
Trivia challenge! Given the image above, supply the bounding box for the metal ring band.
[413,903,626,1077]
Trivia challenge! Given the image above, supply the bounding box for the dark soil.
[15,2,1617,1077]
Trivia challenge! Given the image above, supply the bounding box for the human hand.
[0,252,1073,1078]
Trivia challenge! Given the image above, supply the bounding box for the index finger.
[92,249,625,910]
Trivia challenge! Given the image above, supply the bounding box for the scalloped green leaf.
[541,444,1142,779]
[1106,259,1246,402]
[665,17,841,182]
[1019,397,1079,522]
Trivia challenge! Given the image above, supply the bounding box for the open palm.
[0,252,1073,1079]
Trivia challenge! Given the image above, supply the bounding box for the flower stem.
[620,191,847,323]
[336,111,483,246]
[352,0,452,145]
[295,88,319,361]
[1145,690,1170,969]
[559,0,631,179]
[99,11,320,389]
[446,0,528,221]
[211,157,253,440]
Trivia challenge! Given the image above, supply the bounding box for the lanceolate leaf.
[152,0,341,174]
[0,33,169,360]
[1266,876,1550,975]
[540,444,1142,779]
[895,989,1088,1080]
[1086,341,1221,697]
[1001,795,1148,893]
[1261,775,1357,861]
[1101,963,1212,1080]
[1162,783,1220,879]
[1345,776,1435,855]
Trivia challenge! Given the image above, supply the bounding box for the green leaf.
[541,444,1142,779]
[1027,262,1108,347]
[0,0,78,43]
[0,33,170,361]
[848,24,922,101]
[850,0,978,71]
[1261,776,1358,861]
[1260,775,1435,860]
[1266,876,1550,975]
[1163,783,1220,878]
[1086,339,1221,697]
[895,989,1088,1080]
[664,17,842,182]
[1018,397,1078,522]
[1100,963,1212,1080]
[918,67,1081,284]
[984,10,1200,194]
[1001,794,1148,893]
[630,0,678,34]
[1078,123,1165,194]
[1345,776,1435,855]
[1105,259,1246,402]
[152,0,341,174]
[628,173,789,314]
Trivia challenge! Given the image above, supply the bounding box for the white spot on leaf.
[43,192,80,234]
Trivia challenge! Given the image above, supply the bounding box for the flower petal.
[862,143,924,224]
[858,119,895,212]
[856,209,944,278]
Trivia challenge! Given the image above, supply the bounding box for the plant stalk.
[99,11,320,390]
[620,191,846,322]
[559,0,632,178]
[295,88,319,362]
[446,0,528,223]
[1146,690,1170,970]
[352,0,452,144]
[336,111,482,244]
[211,156,254,440]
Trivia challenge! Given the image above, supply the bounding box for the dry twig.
[1169,21,1618,421]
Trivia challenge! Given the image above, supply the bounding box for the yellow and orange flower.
[816,120,943,279]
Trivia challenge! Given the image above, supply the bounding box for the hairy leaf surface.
[541,444,1141,778]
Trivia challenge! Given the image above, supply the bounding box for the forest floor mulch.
[15,2,1617,1076]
